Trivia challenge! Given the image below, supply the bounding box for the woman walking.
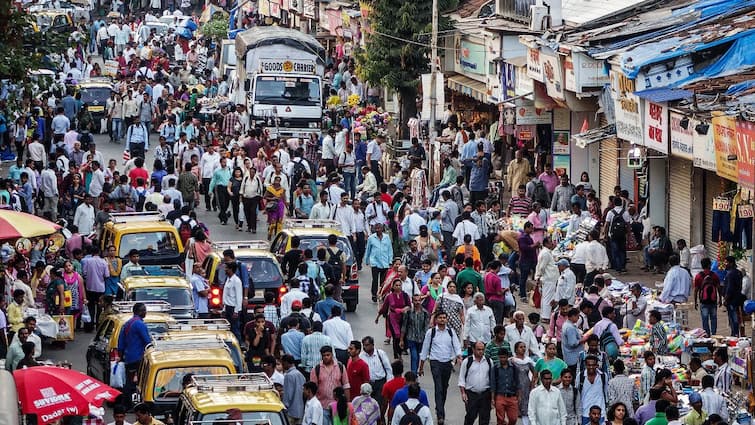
[264,175,286,240]
[376,279,410,359]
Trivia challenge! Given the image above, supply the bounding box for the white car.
[28,0,90,21]
[134,21,169,44]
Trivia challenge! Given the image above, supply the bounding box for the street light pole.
[429,0,439,156]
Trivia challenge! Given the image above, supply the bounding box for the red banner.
[735,119,755,189]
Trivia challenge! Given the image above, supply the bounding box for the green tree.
[201,16,229,42]
[360,0,456,138]
[0,2,68,81]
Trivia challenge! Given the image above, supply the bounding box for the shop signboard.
[258,0,270,16]
[553,131,570,155]
[669,112,694,160]
[540,48,564,100]
[611,70,643,145]
[269,0,280,18]
[692,121,716,171]
[564,55,576,92]
[643,100,668,154]
[711,113,739,183]
[515,99,551,125]
[303,0,315,18]
[501,62,516,100]
[527,48,543,82]
[515,64,533,96]
[460,41,485,75]
[572,53,611,92]
[735,119,755,189]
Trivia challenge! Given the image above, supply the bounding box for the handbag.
[532,285,542,309]
[110,360,126,388]
[56,290,73,308]
[265,199,278,212]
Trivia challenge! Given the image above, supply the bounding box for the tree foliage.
[201,16,229,41]
[0,3,68,80]
[360,0,457,135]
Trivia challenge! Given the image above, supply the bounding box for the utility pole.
[429,0,439,166]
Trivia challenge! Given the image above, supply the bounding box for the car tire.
[345,300,357,312]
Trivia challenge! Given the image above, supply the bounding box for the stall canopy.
[447,74,488,103]
[0,210,61,240]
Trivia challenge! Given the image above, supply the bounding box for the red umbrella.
[13,366,121,424]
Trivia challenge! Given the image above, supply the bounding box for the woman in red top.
[376,279,410,359]
[484,260,504,323]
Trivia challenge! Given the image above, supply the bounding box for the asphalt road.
[40,132,472,425]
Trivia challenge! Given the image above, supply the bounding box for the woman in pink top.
[420,272,444,313]
[526,202,549,245]
[483,261,504,323]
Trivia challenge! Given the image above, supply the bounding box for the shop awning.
[572,124,616,149]
[447,74,488,103]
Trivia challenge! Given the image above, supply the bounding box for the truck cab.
[234,26,326,139]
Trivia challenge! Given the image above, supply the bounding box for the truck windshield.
[255,76,320,106]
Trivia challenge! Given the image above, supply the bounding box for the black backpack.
[398,403,425,425]
[587,297,604,328]
[291,158,308,187]
[326,248,344,282]
[699,273,719,304]
[532,180,549,206]
[609,207,627,239]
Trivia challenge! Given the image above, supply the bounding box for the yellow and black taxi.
[86,301,175,386]
[100,212,184,266]
[201,240,284,311]
[30,10,73,32]
[135,337,238,419]
[76,78,114,132]
[121,272,195,319]
[175,373,287,425]
[270,219,360,312]
[162,319,245,374]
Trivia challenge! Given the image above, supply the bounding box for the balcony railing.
[498,0,536,23]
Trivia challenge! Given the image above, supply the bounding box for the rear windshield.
[119,232,179,258]
[298,238,353,261]
[129,287,192,307]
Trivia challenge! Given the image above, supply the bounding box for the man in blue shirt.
[364,223,392,302]
[314,284,345,320]
[117,303,151,408]
[389,371,430,415]
[354,133,367,184]
[469,149,491,205]
[61,92,79,123]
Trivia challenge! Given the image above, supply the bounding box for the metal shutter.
[667,157,692,245]
[599,137,618,207]
[704,171,720,260]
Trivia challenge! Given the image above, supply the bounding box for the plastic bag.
[81,308,92,324]
[110,361,126,388]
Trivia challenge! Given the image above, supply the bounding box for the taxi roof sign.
[284,219,339,229]
[112,300,172,313]
[211,240,270,250]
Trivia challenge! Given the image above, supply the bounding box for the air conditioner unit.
[530,5,548,31]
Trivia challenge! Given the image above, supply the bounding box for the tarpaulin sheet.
[671,0,748,20]
[674,32,755,87]
[726,80,755,95]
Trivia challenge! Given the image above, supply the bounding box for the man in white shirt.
[222,262,244,342]
[699,375,728,418]
[332,192,355,238]
[107,405,132,425]
[200,146,220,210]
[40,163,59,221]
[391,383,434,425]
[322,305,353,362]
[365,192,389,227]
[402,207,427,239]
[535,237,559,321]
[310,191,334,220]
[419,311,462,424]
[73,195,96,235]
[458,341,491,425]
[366,135,384,184]
[359,336,394,407]
[528,369,567,425]
[464,293,495,345]
[325,177,345,206]
[280,284,309,319]
[397,266,420,298]
[556,259,577,306]
[504,311,541,358]
[302,381,324,425]
[452,213,480,247]
[321,128,337,173]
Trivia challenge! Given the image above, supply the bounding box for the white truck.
[233,27,325,139]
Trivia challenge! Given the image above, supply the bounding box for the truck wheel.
[346,300,357,312]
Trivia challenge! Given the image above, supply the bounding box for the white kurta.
[535,247,559,320]
[528,384,567,425]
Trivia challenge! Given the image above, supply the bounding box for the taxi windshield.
[153,366,229,398]
[216,257,282,287]
[201,412,285,425]
[146,322,170,335]
[119,232,179,258]
[130,287,192,306]
[79,87,111,104]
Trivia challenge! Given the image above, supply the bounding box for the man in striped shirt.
[507,185,532,217]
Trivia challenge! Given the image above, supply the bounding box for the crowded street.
[1,0,755,425]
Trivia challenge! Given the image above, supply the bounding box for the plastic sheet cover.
[673,32,755,87]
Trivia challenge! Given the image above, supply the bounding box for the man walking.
[535,236,559,321]
[310,346,350,425]
[528,370,567,425]
[222,262,244,342]
[458,341,492,425]
[604,198,630,273]
[419,311,462,425]
[360,336,394,410]
[81,246,109,332]
[116,303,151,408]
[578,355,608,425]
[463,293,495,348]
[282,354,306,425]
[722,256,744,337]
[365,224,392,303]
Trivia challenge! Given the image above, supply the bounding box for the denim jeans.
[407,340,421,374]
[343,171,356,199]
[519,262,533,299]
[610,238,626,271]
[700,304,717,336]
[726,304,740,336]
[322,409,332,425]
[112,118,123,141]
